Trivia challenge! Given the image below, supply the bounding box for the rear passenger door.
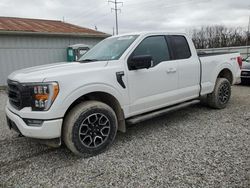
[167,35,200,99]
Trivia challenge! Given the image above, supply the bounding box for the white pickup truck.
[6,32,242,156]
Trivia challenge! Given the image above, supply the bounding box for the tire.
[206,78,231,109]
[63,101,118,156]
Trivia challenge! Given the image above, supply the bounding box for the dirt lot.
[0,85,249,187]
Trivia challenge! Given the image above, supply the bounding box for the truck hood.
[8,61,108,83]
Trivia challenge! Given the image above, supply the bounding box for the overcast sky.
[0,0,249,35]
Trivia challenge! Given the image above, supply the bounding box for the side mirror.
[128,55,152,70]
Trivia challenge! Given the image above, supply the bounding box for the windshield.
[79,35,138,62]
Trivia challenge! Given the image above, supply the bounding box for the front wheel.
[206,78,231,109]
[63,101,118,156]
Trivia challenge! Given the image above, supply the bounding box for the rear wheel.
[63,101,118,156]
[206,78,231,109]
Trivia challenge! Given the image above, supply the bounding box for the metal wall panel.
[0,35,103,85]
[197,46,250,58]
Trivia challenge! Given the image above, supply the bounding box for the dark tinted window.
[132,36,170,66]
[170,35,191,59]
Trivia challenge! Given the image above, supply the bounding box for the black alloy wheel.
[218,82,230,104]
[206,78,231,109]
[63,101,118,156]
[78,113,111,148]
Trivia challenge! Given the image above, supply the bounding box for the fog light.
[24,119,43,127]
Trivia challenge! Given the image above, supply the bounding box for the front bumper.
[5,106,63,139]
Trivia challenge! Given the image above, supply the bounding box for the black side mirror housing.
[128,55,152,70]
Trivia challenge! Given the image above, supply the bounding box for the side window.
[132,36,170,66]
[170,35,191,60]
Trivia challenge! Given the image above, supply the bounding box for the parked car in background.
[241,56,250,84]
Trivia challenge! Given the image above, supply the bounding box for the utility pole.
[246,16,250,57]
[108,0,123,35]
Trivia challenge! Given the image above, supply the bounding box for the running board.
[126,100,200,124]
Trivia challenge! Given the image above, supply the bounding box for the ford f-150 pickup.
[6,32,242,156]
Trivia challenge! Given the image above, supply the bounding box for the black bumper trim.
[6,116,22,135]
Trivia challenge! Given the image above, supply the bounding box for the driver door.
[126,35,179,116]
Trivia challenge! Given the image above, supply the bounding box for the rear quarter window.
[170,35,191,60]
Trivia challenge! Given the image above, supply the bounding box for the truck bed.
[199,52,241,95]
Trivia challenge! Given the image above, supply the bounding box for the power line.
[68,2,108,22]
[108,0,123,35]
[125,0,209,9]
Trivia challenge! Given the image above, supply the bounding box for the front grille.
[8,80,21,109]
[7,80,31,110]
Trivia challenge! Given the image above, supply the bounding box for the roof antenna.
[63,16,65,22]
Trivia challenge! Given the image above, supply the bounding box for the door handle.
[166,68,177,73]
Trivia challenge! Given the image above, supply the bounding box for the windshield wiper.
[78,59,99,62]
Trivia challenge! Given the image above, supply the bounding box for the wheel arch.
[217,68,233,84]
[63,91,126,133]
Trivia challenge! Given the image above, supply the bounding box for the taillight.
[237,56,242,69]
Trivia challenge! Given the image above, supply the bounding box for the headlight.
[30,82,59,111]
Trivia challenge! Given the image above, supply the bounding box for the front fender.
[60,83,125,116]
[10,83,126,120]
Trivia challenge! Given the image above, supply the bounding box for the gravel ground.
[0,85,249,187]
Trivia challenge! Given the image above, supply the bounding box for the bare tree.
[190,25,247,49]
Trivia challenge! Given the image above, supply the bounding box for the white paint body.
[6,32,241,139]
